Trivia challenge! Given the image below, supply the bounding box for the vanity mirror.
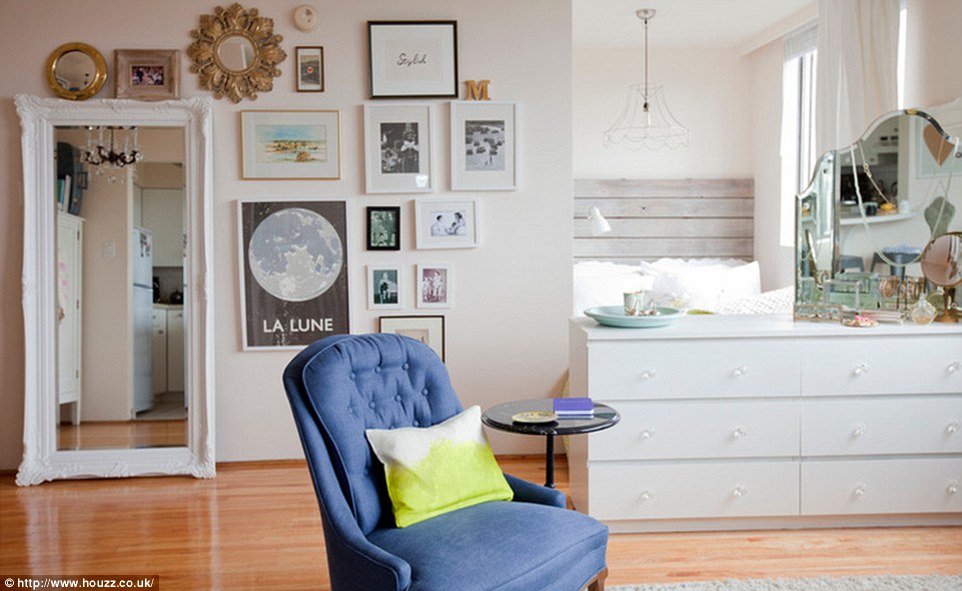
[46,42,107,101]
[920,231,962,322]
[187,3,286,103]
[795,103,962,320]
[15,95,215,485]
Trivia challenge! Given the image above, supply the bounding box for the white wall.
[573,46,754,180]
[0,0,573,469]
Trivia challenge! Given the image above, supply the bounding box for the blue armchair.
[283,333,609,591]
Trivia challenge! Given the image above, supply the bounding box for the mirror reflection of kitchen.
[54,126,187,450]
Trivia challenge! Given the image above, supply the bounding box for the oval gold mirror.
[187,3,286,103]
[921,231,962,322]
[46,42,107,101]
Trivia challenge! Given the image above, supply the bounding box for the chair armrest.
[503,472,566,508]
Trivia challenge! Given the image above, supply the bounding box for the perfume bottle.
[910,294,937,325]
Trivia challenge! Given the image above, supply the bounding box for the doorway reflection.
[54,127,187,451]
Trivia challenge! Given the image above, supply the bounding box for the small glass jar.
[910,294,937,325]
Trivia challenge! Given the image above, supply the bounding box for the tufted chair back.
[283,333,462,535]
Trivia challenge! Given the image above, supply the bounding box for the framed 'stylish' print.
[241,110,341,179]
[368,21,458,99]
[451,101,518,191]
[364,103,433,193]
[238,200,349,349]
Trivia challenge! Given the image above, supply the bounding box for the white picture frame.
[368,21,458,99]
[415,198,478,249]
[378,315,445,361]
[241,110,341,180]
[364,103,433,193]
[451,101,518,191]
[367,265,402,309]
[417,264,452,308]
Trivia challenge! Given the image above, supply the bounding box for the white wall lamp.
[603,9,690,150]
[587,206,612,235]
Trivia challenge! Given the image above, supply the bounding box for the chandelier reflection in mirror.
[604,9,690,151]
[82,126,143,183]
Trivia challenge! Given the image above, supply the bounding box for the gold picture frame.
[115,49,180,101]
[240,110,341,180]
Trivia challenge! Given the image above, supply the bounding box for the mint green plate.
[584,305,684,328]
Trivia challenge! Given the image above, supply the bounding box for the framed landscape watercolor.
[451,101,518,190]
[295,46,324,92]
[241,110,341,179]
[368,21,458,98]
[364,103,433,193]
[367,265,402,309]
[237,199,349,349]
[367,206,401,251]
[415,198,478,249]
[114,49,180,100]
[378,315,445,361]
[417,264,452,308]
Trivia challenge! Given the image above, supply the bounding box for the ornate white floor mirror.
[15,95,215,485]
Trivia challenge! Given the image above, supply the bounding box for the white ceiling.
[573,0,816,49]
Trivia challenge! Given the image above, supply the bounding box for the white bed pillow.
[572,261,653,316]
[639,258,761,311]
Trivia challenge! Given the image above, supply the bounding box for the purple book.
[553,397,594,414]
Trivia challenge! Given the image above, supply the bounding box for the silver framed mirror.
[46,42,107,101]
[15,95,215,485]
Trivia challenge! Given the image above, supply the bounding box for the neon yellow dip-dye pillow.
[366,405,513,528]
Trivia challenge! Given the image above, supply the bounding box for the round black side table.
[482,399,619,488]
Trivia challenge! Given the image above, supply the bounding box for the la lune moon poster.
[239,200,349,349]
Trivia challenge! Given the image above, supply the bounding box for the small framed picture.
[368,265,401,309]
[241,110,341,180]
[368,21,458,99]
[115,49,180,100]
[451,101,518,191]
[367,206,400,251]
[364,103,433,193]
[415,198,478,249]
[417,264,452,308]
[295,46,325,92]
[378,315,446,361]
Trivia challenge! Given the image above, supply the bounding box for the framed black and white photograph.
[364,104,433,193]
[417,264,452,308]
[451,101,518,191]
[237,200,349,350]
[378,315,445,361]
[368,21,458,99]
[415,198,478,249]
[295,46,324,92]
[367,206,400,251]
[367,265,402,309]
[241,110,341,180]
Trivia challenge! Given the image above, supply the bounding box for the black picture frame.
[368,20,458,99]
[367,206,401,251]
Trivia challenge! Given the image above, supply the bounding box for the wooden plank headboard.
[573,178,755,263]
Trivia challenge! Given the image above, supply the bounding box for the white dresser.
[568,314,962,532]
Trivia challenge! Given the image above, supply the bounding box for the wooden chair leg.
[586,567,608,591]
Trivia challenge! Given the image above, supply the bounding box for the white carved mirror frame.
[15,95,215,485]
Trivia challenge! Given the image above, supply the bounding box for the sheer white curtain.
[815,0,900,156]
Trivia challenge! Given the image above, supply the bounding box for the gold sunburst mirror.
[187,3,286,103]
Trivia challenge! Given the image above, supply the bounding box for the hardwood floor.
[2,456,959,590]
[57,419,187,449]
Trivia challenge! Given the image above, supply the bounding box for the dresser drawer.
[588,340,800,400]
[590,400,799,460]
[801,396,962,456]
[588,461,799,521]
[801,458,962,515]
[800,336,962,396]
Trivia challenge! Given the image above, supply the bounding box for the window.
[780,25,818,247]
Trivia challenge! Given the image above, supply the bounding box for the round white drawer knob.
[640,428,656,440]
[853,485,867,497]
[947,421,960,435]
[733,366,748,378]
[732,427,747,439]
[948,362,960,374]
[853,363,870,377]
[852,425,866,438]
[639,490,654,503]
[732,486,747,498]
[947,481,959,495]
[640,369,657,381]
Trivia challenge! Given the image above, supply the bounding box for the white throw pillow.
[640,258,761,311]
[572,261,653,316]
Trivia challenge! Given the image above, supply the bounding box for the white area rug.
[608,574,962,591]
